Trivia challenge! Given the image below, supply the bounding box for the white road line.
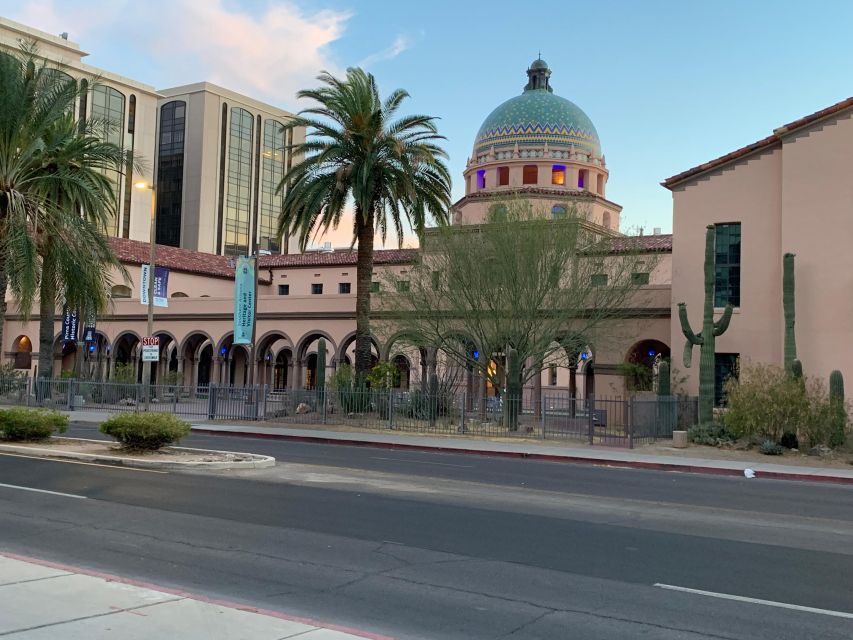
[0,482,87,500]
[654,583,853,619]
[0,452,167,473]
[369,456,472,468]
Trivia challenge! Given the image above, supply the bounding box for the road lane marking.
[654,583,853,619]
[369,456,473,468]
[0,452,167,473]
[0,482,87,500]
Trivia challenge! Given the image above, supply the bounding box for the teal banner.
[233,256,256,345]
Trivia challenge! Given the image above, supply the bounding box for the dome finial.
[525,56,552,92]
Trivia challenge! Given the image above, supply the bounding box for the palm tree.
[277,68,452,378]
[0,47,128,379]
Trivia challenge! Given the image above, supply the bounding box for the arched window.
[602,211,612,229]
[91,85,126,236]
[476,169,486,190]
[225,107,254,256]
[171,292,189,298]
[259,119,286,253]
[111,285,132,298]
[497,166,509,186]
[522,165,538,185]
[551,205,567,220]
[155,100,186,247]
[577,169,588,189]
[596,173,604,194]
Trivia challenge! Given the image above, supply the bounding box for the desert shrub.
[113,363,137,384]
[0,408,68,441]
[399,390,453,420]
[618,362,653,392]
[687,422,735,446]
[759,440,783,456]
[100,413,190,450]
[329,365,370,413]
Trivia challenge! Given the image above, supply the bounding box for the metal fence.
[0,377,699,448]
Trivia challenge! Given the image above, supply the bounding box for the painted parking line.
[0,482,87,500]
[0,452,167,473]
[654,583,853,619]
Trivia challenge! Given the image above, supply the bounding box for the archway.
[274,349,291,390]
[391,354,411,390]
[113,332,141,382]
[11,335,32,371]
[623,339,670,393]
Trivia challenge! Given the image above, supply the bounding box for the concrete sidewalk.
[0,553,389,640]
[189,422,853,484]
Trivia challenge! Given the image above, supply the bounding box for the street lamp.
[134,180,157,410]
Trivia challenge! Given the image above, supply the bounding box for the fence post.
[173,384,179,414]
[207,383,216,420]
[459,391,466,433]
[587,394,595,445]
[628,396,635,449]
[321,388,327,425]
[66,379,73,411]
[540,395,546,439]
[261,385,268,421]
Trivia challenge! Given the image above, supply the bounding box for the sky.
[3,0,852,246]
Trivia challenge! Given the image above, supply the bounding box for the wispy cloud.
[357,34,412,68]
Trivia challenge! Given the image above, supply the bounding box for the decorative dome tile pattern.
[474,61,601,158]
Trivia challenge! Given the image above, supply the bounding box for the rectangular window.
[551,165,566,185]
[497,166,509,186]
[523,165,538,185]
[714,223,741,307]
[596,174,604,194]
[311,283,323,295]
[371,281,380,293]
[591,273,608,287]
[397,280,410,292]
[577,169,588,189]
[714,353,739,406]
[278,284,289,296]
[339,282,351,294]
[476,169,486,190]
[549,365,557,386]
[631,272,650,285]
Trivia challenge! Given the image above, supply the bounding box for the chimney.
[653,227,661,235]
[638,227,644,236]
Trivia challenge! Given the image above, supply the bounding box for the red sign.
[142,336,160,347]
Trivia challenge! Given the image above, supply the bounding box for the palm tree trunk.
[37,251,57,379]
[0,258,7,368]
[354,209,375,380]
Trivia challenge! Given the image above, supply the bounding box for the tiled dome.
[474,60,601,158]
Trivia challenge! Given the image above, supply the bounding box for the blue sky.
[4,0,852,241]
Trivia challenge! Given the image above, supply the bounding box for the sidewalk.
[0,553,389,640]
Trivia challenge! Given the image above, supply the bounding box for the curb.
[0,551,393,640]
[0,437,275,470]
[190,427,853,485]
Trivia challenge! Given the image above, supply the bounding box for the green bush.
[100,413,190,450]
[0,408,68,441]
[759,440,783,456]
[687,422,734,446]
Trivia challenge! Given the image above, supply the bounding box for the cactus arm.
[683,339,694,368]
[677,303,703,345]
[713,304,734,336]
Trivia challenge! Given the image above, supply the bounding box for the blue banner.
[140,265,170,307]
[61,305,79,343]
[233,256,256,345]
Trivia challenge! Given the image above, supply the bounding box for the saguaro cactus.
[829,370,846,448]
[678,225,734,423]
[783,253,797,372]
[316,338,326,391]
[657,360,671,397]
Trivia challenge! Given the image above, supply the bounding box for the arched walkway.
[11,335,32,371]
[623,339,670,393]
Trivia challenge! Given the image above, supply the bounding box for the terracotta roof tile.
[662,96,853,189]
[260,248,417,268]
[608,234,672,253]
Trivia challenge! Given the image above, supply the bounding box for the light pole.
[134,180,156,410]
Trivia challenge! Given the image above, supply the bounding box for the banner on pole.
[82,311,97,342]
[140,264,170,307]
[233,256,256,345]
[60,305,79,343]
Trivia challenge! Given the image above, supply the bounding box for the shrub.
[100,413,190,450]
[0,408,68,441]
[687,422,734,446]
[759,440,783,456]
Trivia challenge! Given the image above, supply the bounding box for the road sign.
[141,336,160,362]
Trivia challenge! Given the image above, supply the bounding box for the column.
[176,356,185,386]
[108,356,116,381]
[291,360,301,390]
[212,356,222,385]
[190,357,199,396]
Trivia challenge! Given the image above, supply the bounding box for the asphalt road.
[0,423,851,639]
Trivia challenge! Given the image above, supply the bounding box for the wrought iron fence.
[0,377,699,448]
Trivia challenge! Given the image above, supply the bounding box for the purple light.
[220,347,227,355]
[580,352,588,360]
[647,349,656,357]
[476,169,486,190]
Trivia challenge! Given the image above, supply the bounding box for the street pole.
[136,181,157,411]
